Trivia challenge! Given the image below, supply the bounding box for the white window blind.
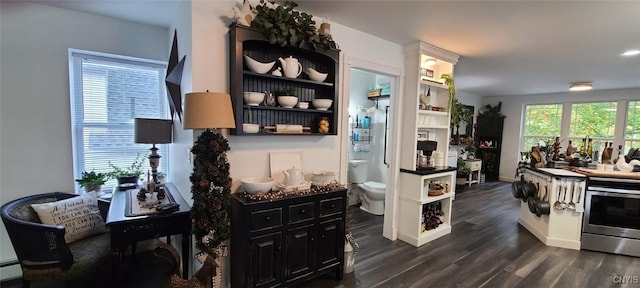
[69,49,169,192]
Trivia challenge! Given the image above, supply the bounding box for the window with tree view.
[522,104,562,152]
[625,100,640,153]
[569,102,616,155]
[69,49,169,192]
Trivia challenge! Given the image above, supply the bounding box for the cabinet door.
[317,217,344,266]
[285,224,316,282]
[250,232,282,288]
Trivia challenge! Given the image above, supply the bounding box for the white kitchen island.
[519,167,587,250]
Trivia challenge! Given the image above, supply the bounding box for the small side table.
[106,183,191,281]
[465,159,482,186]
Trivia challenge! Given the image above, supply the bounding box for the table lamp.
[135,118,173,184]
[183,91,235,259]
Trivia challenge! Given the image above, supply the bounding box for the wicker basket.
[428,187,445,196]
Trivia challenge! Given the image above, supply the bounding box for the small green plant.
[107,153,147,179]
[464,145,477,155]
[441,73,457,121]
[457,157,471,176]
[277,87,296,96]
[75,170,109,189]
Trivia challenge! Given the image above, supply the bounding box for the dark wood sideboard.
[231,188,347,287]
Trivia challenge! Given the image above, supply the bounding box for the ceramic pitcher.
[278,56,303,78]
[283,167,304,186]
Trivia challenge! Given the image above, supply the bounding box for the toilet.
[348,160,386,215]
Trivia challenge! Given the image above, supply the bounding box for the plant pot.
[456,174,468,185]
[117,175,139,185]
[83,185,102,194]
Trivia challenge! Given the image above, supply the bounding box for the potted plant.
[456,157,471,186]
[75,170,109,193]
[463,145,478,160]
[107,153,146,185]
[277,87,296,97]
[251,0,338,50]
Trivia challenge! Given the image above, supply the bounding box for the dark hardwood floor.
[302,182,640,288]
[4,182,639,287]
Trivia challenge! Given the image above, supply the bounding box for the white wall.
[484,87,640,182]
[0,1,169,279]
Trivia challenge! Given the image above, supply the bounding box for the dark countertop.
[400,166,457,175]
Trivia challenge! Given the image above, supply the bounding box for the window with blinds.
[69,49,169,192]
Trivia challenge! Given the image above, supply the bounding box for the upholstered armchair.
[1,192,111,288]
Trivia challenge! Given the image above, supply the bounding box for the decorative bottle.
[614,145,623,164]
[566,140,574,157]
[587,138,593,159]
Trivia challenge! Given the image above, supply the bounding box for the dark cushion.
[22,232,111,281]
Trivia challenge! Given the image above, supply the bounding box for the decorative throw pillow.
[31,192,108,243]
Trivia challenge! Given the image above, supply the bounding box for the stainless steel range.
[582,177,640,257]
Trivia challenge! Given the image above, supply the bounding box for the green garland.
[190,130,232,254]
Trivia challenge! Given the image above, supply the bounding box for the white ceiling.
[31,0,640,97]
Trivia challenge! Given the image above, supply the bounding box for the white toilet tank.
[348,160,368,184]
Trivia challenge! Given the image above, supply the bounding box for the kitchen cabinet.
[229,24,340,135]
[475,115,504,181]
[231,189,346,287]
[397,42,459,246]
[398,168,457,247]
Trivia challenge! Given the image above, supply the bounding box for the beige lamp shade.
[183,92,236,129]
[134,118,173,144]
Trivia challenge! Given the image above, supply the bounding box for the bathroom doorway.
[340,60,402,241]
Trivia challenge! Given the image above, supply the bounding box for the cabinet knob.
[300,209,306,214]
[265,216,271,221]
[330,204,335,208]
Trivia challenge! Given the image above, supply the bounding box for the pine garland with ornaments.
[190,130,232,255]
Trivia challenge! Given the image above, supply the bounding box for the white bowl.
[243,123,259,133]
[297,102,309,109]
[278,96,298,108]
[240,177,274,194]
[307,68,328,82]
[311,171,336,185]
[244,55,275,74]
[312,99,333,110]
[243,92,265,106]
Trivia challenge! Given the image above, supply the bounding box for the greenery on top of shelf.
[251,0,338,50]
[479,102,506,119]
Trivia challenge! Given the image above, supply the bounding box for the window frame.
[68,49,169,193]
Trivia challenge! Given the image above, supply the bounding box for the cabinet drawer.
[466,160,482,171]
[320,197,344,216]
[289,202,315,224]
[250,208,282,231]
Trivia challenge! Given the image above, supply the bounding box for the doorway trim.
[340,55,404,240]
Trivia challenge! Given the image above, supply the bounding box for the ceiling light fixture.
[621,49,640,57]
[569,82,593,91]
[422,58,437,67]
